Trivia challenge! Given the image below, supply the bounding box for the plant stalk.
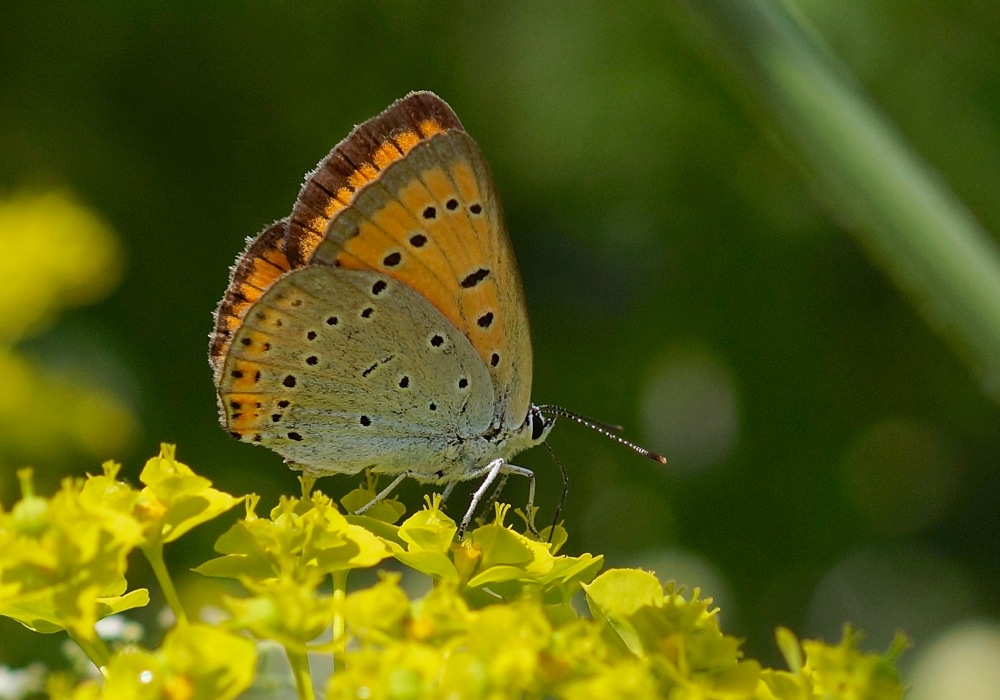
[142,542,188,626]
[679,0,1000,400]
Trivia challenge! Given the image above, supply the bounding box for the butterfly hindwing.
[216,264,494,476]
[210,219,293,380]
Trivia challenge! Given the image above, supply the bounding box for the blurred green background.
[2,1,999,693]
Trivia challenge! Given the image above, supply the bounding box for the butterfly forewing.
[309,130,532,432]
[287,92,463,268]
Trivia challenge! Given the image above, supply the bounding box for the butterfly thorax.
[448,407,553,479]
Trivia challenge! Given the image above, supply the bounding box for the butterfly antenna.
[578,415,624,434]
[542,441,569,542]
[535,404,668,464]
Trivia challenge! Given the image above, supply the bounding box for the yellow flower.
[196,488,391,583]
[101,625,256,700]
[135,444,242,545]
[226,575,336,651]
[0,466,147,641]
[0,191,135,464]
[0,191,121,344]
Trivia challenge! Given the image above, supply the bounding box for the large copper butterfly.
[209,92,662,535]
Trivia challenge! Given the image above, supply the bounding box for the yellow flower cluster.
[0,446,906,699]
[0,192,122,343]
[0,191,135,465]
[0,446,240,662]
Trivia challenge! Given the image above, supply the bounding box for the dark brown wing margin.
[286,91,464,267]
[209,219,292,381]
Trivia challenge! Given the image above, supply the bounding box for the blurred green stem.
[69,631,111,676]
[331,571,348,674]
[680,0,1000,400]
[286,647,315,700]
[142,542,188,626]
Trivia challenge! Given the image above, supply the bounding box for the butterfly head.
[501,404,555,457]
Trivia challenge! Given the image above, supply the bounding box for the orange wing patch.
[307,128,528,422]
[287,92,463,267]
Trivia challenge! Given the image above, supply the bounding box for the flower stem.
[331,570,348,674]
[142,542,188,625]
[69,631,112,676]
[285,646,315,700]
[679,0,1000,399]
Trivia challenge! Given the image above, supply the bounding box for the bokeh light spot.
[907,619,1000,700]
[808,546,979,650]
[639,350,739,471]
[841,418,962,535]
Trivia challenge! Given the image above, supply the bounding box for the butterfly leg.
[458,460,536,539]
[355,471,412,515]
[440,480,459,503]
[507,467,539,538]
[441,474,508,524]
[459,458,504,538]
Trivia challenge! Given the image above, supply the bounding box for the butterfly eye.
[529,405,547,441]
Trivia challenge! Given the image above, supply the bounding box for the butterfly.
[209,92,663,536]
